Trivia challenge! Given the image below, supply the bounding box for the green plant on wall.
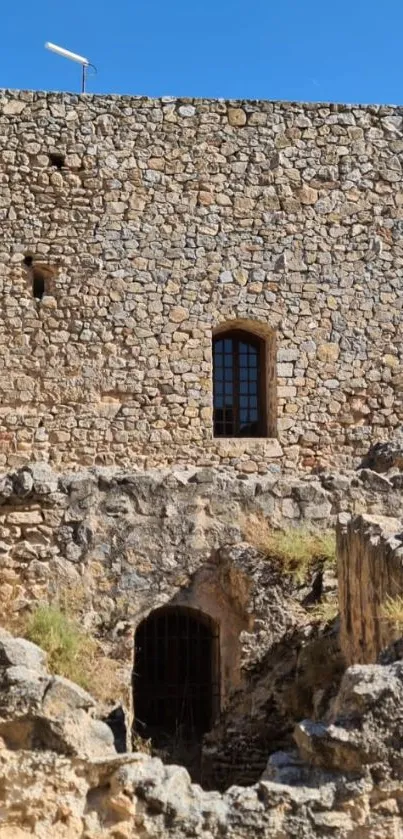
[265,528,336,581]
[242,515,336,583]
[25,605,96,690]
[24,604,121,701]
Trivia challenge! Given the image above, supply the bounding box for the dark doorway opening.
[133,606,220,778]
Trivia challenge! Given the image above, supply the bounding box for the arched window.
[213,329,267,437]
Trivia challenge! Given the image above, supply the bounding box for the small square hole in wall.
[23,256,55,301]
[49,153,65,170]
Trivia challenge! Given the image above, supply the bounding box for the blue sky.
[1,0,402,104]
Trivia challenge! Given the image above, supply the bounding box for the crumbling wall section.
[1,461,401,776]
[2,638,403,837]
[1,463,402,698]
[202,622,344,790]
[338,512,403,664]
[1,463,325,716]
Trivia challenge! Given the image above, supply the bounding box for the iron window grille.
[213,329,267,437]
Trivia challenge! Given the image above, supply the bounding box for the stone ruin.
[2,580,403,838]
[0,89,402,836]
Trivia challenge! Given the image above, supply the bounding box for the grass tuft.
[310,598,339,624]
[25,605,96,690]
[132,733,152,755]
[380,594,403,629]
[24,604,121,701]
[242,515,336,583]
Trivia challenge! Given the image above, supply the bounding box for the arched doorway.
[133,606,220,757]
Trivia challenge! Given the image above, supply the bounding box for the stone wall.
[0,90,402,472]
[0,461,401,760]
[2,462,400,655]
[338,512,403,664]
[1,463,337,717]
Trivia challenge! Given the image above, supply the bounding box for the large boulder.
[0,629,47,671]
[294,661,403,773]
[2,656,403,836]
[0,633,115,759]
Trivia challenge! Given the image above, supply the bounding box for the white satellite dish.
[45,42,96,93]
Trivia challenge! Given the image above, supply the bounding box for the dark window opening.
[32,269,45,300]
[49,153,65,170]
[213,329,267,437]
[133,607,219,746]
[23,254,33,267]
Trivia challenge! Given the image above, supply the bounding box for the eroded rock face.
[202,621,344,790]
[0,630,115,759]
[2,657,403,837]
[296,662,403,772]
[0,462,402,754]
[2,463,402,639]
[1,466,339,718]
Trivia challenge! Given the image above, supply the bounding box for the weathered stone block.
[227,108,247,126]
[7,511,43,525]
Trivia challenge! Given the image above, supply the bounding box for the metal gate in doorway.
[133,606,220,743]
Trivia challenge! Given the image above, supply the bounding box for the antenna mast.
[45,42,97,93]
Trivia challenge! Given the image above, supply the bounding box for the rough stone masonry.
[2,88,403,838]
[0,91,402,473]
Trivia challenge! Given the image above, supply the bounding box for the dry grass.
[25,605,96,690]
[0,581,28,635]
[242,514,336,582]
[132,733,152,755]
[87,655,123,705]
[56,581,92,616]
[23,603,122,703]
[0,574,122,704]
[380,594,403,630]
[310,598,339,624]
